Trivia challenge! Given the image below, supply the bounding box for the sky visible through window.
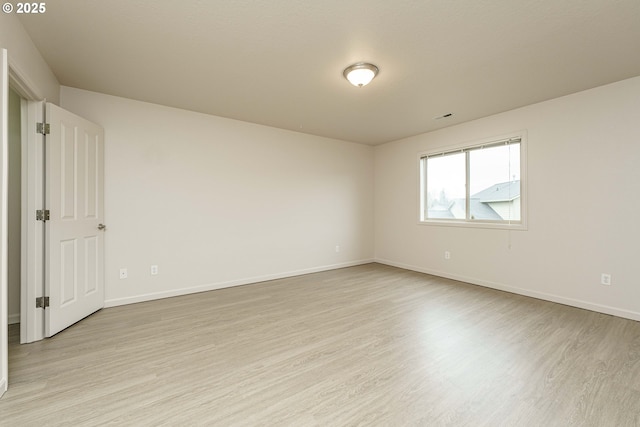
[427,144,520,202]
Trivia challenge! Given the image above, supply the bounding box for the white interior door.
[1,48,9,398]
[45,102,104,337]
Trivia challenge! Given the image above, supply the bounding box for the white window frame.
[418,131,527,230]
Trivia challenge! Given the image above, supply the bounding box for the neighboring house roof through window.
[472,180,520,203]
[427,180,520,220]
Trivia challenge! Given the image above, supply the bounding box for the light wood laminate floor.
[2,263,640,426]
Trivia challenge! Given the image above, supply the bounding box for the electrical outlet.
[335,245,340,253]
[444,251,451,260]
[601,273,611,286]
[151,265,158,275]
[119,268,128,279]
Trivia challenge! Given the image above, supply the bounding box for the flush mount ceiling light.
[343,62,379,87]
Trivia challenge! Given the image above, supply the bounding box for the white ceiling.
[18,0,640,145]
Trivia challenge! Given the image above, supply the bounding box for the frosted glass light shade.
[343,63,379,87]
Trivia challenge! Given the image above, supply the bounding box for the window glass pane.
[469,143,520,221]
[426,152,465,219]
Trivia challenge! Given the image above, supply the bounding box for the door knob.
[98,224,106,231]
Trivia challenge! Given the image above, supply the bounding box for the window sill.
[418,219,527,231]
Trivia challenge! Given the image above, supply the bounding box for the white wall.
[375,76,640,321]
[0,14,59,102]
[60,87,374,306]
[7,88,20,324]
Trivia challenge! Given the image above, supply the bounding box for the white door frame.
[7,60,45,343]
[20,101,44,343]
[1,47,9,399]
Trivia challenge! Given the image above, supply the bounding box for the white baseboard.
[0,378,7,397]
[105,259,375,308]
[7,313,19,325]
[375,258,640,322]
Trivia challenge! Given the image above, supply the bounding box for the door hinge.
[36,122,51,135]
[36,296,50,309]
[36,209,50,221]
